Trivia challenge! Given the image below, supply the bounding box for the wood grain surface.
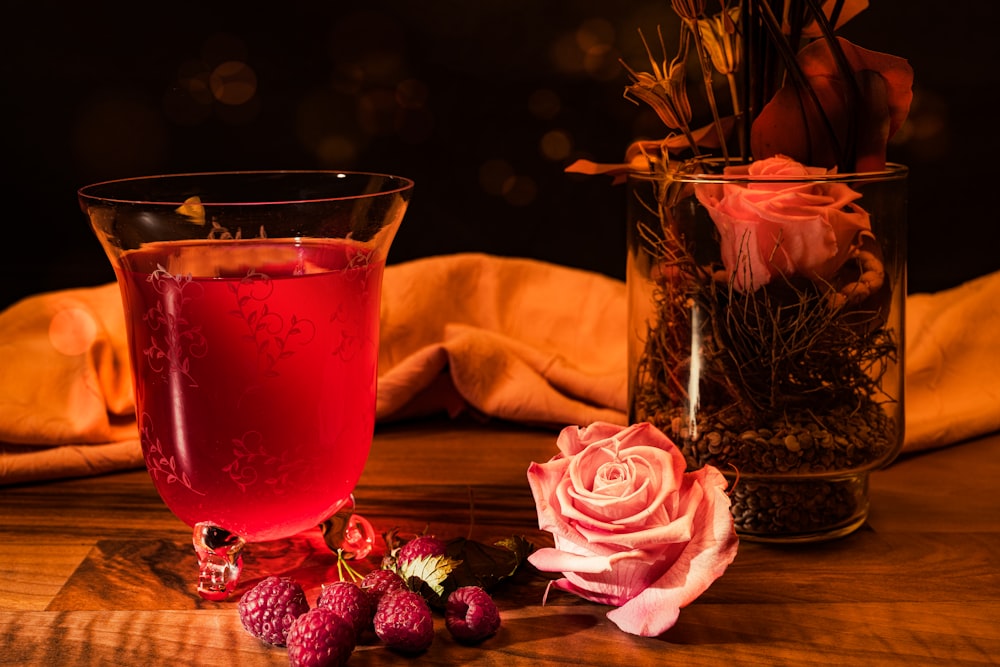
[1,418,998,666]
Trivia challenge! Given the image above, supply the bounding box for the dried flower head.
[699,7,741,76]
[670,0,706,21]
[622,27,697,149]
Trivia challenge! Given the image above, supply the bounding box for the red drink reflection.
[117,239,381,542]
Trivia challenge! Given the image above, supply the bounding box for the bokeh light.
[540,129,573,161]
[209,60,257,106]
[160,33,258,127]
[550,17,621,80]
[48,307,98,357]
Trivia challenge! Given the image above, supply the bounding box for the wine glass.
[79,171,413,598]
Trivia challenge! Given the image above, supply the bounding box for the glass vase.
[627,159,907,542]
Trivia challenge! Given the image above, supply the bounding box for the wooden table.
[1,418,998,665]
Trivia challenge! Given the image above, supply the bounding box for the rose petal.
[807,38,913,147]
[556,422,625,457]
[528,460,582,538]
[592,460,630,493]
[575,508,692,549]
[529,460,620,557]
[750,37,913,170]
[814,203,871,280]
[547,577,625,606]
[539,542,683,607]
[564,443,676,524]
[605,467,738,636]
[699,205,776,291]
[561,551,666,606]
[527,547,614,575]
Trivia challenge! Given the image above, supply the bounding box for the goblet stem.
[319,494,376,562]
[192,522,246,600]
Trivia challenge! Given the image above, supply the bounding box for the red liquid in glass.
[117,240,382,542]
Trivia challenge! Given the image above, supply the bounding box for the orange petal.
[751,37,913,170]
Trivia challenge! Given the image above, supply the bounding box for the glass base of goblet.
[189,495,376,600]
[192,523,247,601]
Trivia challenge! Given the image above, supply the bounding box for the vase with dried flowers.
[572,0,912,541]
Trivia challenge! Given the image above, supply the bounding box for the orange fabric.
[375,254,627,426]
[904,270,1000,451]
[0,285,141,483]
[1,253,997,485]
[0,254,627,485]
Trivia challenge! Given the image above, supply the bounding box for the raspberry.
[396,535,447,567]
[373,589,434,653]
[315,580,371,637]
[360,569,407,610]
[445,586,501,643]
[286,607,355,667]
[237,576,310,646]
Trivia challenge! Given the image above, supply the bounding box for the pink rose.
[526,422,738,637]
[694,155,871,292]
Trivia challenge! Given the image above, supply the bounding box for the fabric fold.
[903,270,1000,451]
[0,284,134,446]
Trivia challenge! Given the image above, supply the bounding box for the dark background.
[2,0,997,310]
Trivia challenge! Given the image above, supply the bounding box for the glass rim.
[77,169,415,207]
[628,160,908,185]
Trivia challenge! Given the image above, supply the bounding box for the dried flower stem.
[726,72,744,155]
[684,16,731,160]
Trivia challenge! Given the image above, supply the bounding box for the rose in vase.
[693,154,872,293]
[526,421,738,637]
